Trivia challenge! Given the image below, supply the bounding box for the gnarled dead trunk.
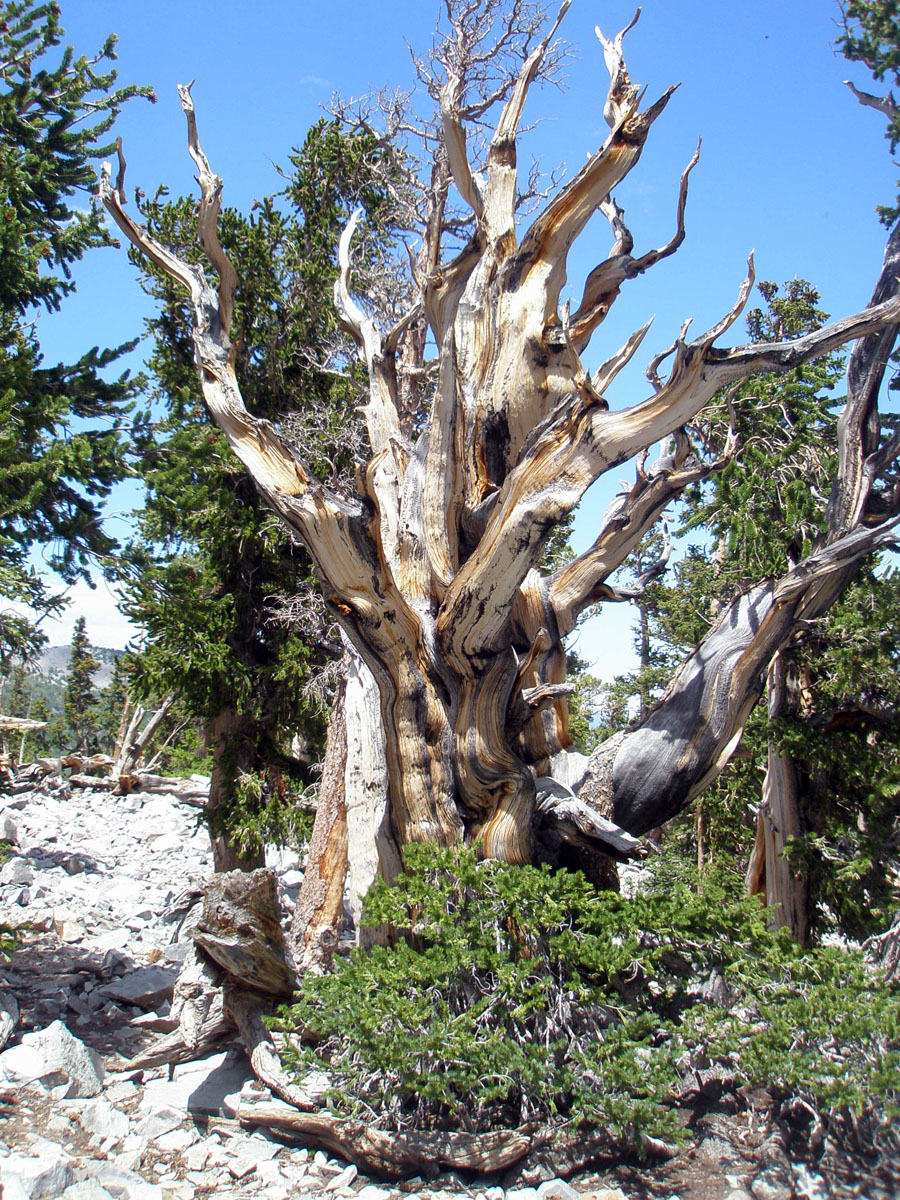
[99,4,900,926]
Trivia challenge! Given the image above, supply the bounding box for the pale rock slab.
[154,1126,198,1153]
[62,1184,117,1200]
[227,1155,256,1180]
[140,1047,253,1116]
[355,1186,395,1200]
[134,1103,186,1140]
[0,859,34,886]
[79,1160,166,1200]
[0,1021,104,1097]
[326,1164,359,1192]
[0,1147,75,1198]
[76,1097,131,1141]
[538,1182,579,1200]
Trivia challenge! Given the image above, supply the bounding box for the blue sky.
[25,0,899,673]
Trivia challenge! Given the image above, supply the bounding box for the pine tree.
[63,617,99,753]
[0,0,153,664]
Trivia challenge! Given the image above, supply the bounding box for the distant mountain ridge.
[37,644,123,688]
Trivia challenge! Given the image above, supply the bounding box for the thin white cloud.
[299,74,330,88]
[4,575,140,651]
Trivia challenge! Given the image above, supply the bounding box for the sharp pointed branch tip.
[624,7,642,37]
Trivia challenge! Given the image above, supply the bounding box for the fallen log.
[67,774,116,791]
[114,772,209,801]
[60,754,114,772]
[237,1092,538,1178]
[0,717,47,732]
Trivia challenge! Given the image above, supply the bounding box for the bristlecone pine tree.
[101,5,900,938]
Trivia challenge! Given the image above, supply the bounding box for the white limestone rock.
[77,1097,131,1141]
[538,1182,579,1200]
[62,1184,117,1199]
[0,1021,104,1097]
[326,1164,359,1192]
[0,1146,75,1198]
[0,858,34,886]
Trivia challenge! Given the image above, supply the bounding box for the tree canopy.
[0,0,152,665]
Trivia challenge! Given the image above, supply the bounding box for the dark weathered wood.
[745,654,810,946]
[290,671,349,973]
[225,985,330,1111]
[195,869,296,997]
[124,1016,234,1071]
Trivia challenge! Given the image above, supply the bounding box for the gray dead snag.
[97,1,900,1161]
[289,668,350,973]
[745,653,810,946]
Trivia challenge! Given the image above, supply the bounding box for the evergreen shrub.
[271,844,900,1144]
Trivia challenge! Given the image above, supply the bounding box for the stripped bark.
[237,1092,538,1177]
[289,670,349,973]
[113,695,174,777]
[745,654,810,946]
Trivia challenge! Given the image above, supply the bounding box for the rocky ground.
[0,778,890,1200]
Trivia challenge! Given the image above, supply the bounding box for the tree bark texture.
[99,10,900,875]
[289,670,350,972]
[745,654,810,946]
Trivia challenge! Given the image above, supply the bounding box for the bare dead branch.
[177,82,238,336]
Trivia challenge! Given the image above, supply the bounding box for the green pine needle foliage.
[271,845,899,1145]
[0,0,153,663]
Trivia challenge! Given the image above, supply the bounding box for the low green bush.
[271,844,899,1144]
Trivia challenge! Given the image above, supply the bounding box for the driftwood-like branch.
[177,81,238,335]
[555,140,701,352]
[536,780,642,860]
[550,438,701,634]
[846,78,900,123]
[482,0,571,244]
[238,1092,537,1178]
[828,219,900,533]
[580,514,900,837]
[225,986,330,1112]
[0,716,47,732]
